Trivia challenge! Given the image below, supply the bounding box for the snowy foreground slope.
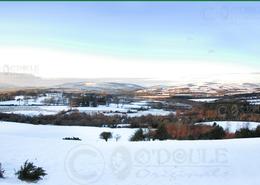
[0,122,260,185]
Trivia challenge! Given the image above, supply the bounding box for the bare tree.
[114,134,121,142]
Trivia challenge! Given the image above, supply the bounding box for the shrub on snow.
[235,125,260,138]
[16,160,47,182]
[63,137,81,141]
[198,125,225,139]
[130,128,146,141]
[0,163,4,178]
[100,131,112,142]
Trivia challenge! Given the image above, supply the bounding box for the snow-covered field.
[197,121,260,133]
[0,121,260,185]
[190,97,260,104]
[0,106,69,116]
[189,98,218,102]
[0,102,174,117]
[247,99,260,105]
[0,96,53,106]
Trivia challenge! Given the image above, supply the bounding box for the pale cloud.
[0,46,255,84]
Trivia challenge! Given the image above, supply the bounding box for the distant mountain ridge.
[0,72,260,96]
[0,73,145,93]
[0,73,119,88]
[56,81,144,93]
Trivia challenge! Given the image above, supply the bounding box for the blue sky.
[0,2,259,81]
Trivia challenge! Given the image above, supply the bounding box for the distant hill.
[0,72,260,96]
[56,81,144,93]
[0,73,43,87]
[0,73,144,93]
[137,82,260,97]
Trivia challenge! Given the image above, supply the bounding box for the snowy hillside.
[0,121,259,185]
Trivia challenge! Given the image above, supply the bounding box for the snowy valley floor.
[0,121,259,185]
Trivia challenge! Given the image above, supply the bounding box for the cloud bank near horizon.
[0,2,259,83]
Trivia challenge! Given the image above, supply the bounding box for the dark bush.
[154,123,172,140]
[130,128,145,141]
[235,125,260,138]
[255,125,260,137]
[100,132,112,142]
[235,128,254,138]
[63,137,81,141]
[198,125,225,139]
[15,161,47,182]
[209,125,226,139]
[0,163,4,178]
